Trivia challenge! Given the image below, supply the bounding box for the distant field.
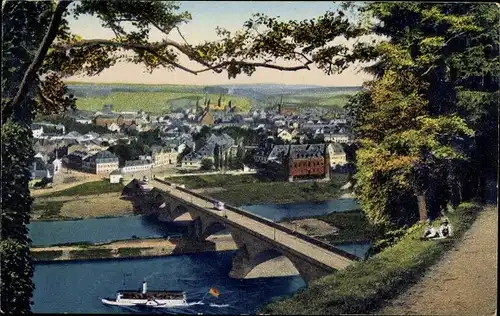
[67,81,356,113]
[74,91,252,113]
[281,92,355,110]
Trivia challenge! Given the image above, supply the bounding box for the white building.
[51,158,62,175]
[107,122,121,132]
[109,169,123,183]
[76,118,92,124]
[330,119,347,125]
[31,124,44,138]
[324,134,351,144]
[121,160,153,173]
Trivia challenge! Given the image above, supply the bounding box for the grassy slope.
[32,200,67,220]
[36,180,124,198]
[317,210,376,244]
[259,202,483,315]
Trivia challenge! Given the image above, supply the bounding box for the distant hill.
[227,87,268,101]
[65,82,360,112]
[220,84,360,98]
[66,82,360,98]
[203,86,229,94]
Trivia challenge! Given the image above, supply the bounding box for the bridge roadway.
[150,179,355,271]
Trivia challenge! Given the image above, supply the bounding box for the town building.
[107,122,121,132]
[31,124,44,138]
[109,169,123,183]
[199,111,214,126]
[64,150,90,170]
[121,160,153,173]
[81,150,119,174]
[324,133,351,144]
[93,114,136,128]
[151,146,179,167]
[327,143,347,169]
[51,158,63,176]
[255,143,330,182]
[277,129,293,143]
[76,118,92,124]
[287,144,329,182]
[30,157,51,180]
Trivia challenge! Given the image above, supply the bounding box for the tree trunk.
[8,0,72,114]
[416,191,428,222]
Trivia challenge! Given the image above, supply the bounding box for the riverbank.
[259,202,486,315]
[279,210,376,245]
[31,175,353,221]
[167,173,350,206]
[31,235,238,262]
[32,192,133,221]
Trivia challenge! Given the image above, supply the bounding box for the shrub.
[69,248,113,260]
[31,250,63,261]
[117,247,153,257]
[33,201,65,219]
[200,158,214,171]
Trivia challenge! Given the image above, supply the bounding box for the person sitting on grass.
[439,218,453,238]
[420,220,440,240]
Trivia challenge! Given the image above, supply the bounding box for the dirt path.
[380,205,498,315]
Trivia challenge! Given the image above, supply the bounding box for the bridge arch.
[171,204,193,221]
[238,248,302,279]
[201,221,228,240]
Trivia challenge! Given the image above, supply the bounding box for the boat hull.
[101,297,188,308]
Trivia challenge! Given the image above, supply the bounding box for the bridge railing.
[154,177,360,262]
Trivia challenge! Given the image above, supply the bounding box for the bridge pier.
[227,243,335,284]
[228,245,254,279]
[227,228,335,284]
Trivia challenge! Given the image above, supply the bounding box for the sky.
[66,1,374,86]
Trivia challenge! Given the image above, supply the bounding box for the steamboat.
[101,281,188,308]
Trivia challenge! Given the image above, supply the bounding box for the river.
[29,215,189,247]
[29,198,360,247]
[241,198,360,222]
[30,198,370,314]
[33,251,306,314]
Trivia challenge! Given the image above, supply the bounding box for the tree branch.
[35,76,57,107]
[8,0,73,116]
[421,31,467,76]
[175,26,190,45]
[53,39,201,74]
[195,59,313,74]
[52,39,314,74]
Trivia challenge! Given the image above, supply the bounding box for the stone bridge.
[122,178,359,284]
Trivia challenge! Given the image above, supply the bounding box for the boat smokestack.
[142,281,147,294]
